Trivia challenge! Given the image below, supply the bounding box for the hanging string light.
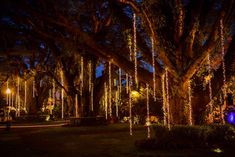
[207,54,213,121]
[146,84,151,138]
[126,73,129,94]
[80,57,84,96]
[91,83,94,111]
[108,61,112,117]
[53,79,55,107]
[115,91,119,117]
[40,79,43,87]
[151,37,157,101]
[161,74,167,126]
[17,76,20,117]
[61,70,64,119]
[75,94,78,117]
[119,68,122,99]
[104,82,108,119]
[133,13,138,85]
[33,78,35,98]
[165,68,171,130]
[129,76,133,136]
[88,60,92,93]
[220,19,226,124]
[6,80,9,105]
[24,81,27,112]
[188,81,193,125]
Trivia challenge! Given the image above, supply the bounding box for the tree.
[0,0,235,124]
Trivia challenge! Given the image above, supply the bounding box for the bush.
[139,124,235,149]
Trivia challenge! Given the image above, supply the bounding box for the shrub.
[146,124,235,149]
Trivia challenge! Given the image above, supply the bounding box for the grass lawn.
[0,124,233,157]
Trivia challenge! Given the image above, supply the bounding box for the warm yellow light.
[131,90,140,98]
[6,88,11,94]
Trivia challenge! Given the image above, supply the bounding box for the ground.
[0,123,233,157]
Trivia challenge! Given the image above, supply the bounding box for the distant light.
[6,88,11,94]
[227,111,235,125]
[131,90,140,98]
[212,148,223,153]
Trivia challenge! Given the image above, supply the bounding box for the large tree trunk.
[168,79,189,125]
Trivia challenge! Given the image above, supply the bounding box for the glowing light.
[188,81,193,125]
[115,91,119,117]
[146,84,151,138]
[33,78,35,98]
[53,79,55,107]
[119,68,122,100]
[91,83,94,111]
[131,90,140,98]
[226,111,235,125]
[61,70,64,119]
[75,94,78,117]
[151,37,156,101]
[11,92,14,107]
[108,61,112,117]
[80,57,84,96]
[220,19,226,86]
[6,88,11,94]
[165,69,171,130]
[129,76,133,136]
[88,60,92,93]
[161,74,167,126]
[6,81,9,104]
[220,19,226,124]
[17,77,20,117]
[213,148,223,153]
[133,13,138,86]
[24,81,27,111]
[104,82,108,119]
[207,54,213,120]
[126,73,129,94]
[40,79,43,87]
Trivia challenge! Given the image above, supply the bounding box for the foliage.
[145,124,235,149]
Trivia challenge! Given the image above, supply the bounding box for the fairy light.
[151,37,156,101]
[165,68,171,130]
[104,82,108,119]
[115,91,119,117]
[24,81,27,111]
[119,68,122,99]
[40,79,43,87]
[188,81,193,125]
[126,73,129,94]
[11,92,13,107]
[108,61,112,117]
[161,74,167,126]
[88,60,92,93]
[207,54,213,120]
[220,19,226,124]
[133,13,138,85]
[53,79,55,107]
[129,76,133,136]
[61,70,64,119]
[80,57,84,96]
[33,78,35,98]
[91,83,94,111]
[17,76,20,117]
[146,84,151,138]
[75,94,78,117]
[6,80,9,105]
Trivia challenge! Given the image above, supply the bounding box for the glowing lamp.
[131,90,140,98]
[227,111,235,125]
[6,88,11,94]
